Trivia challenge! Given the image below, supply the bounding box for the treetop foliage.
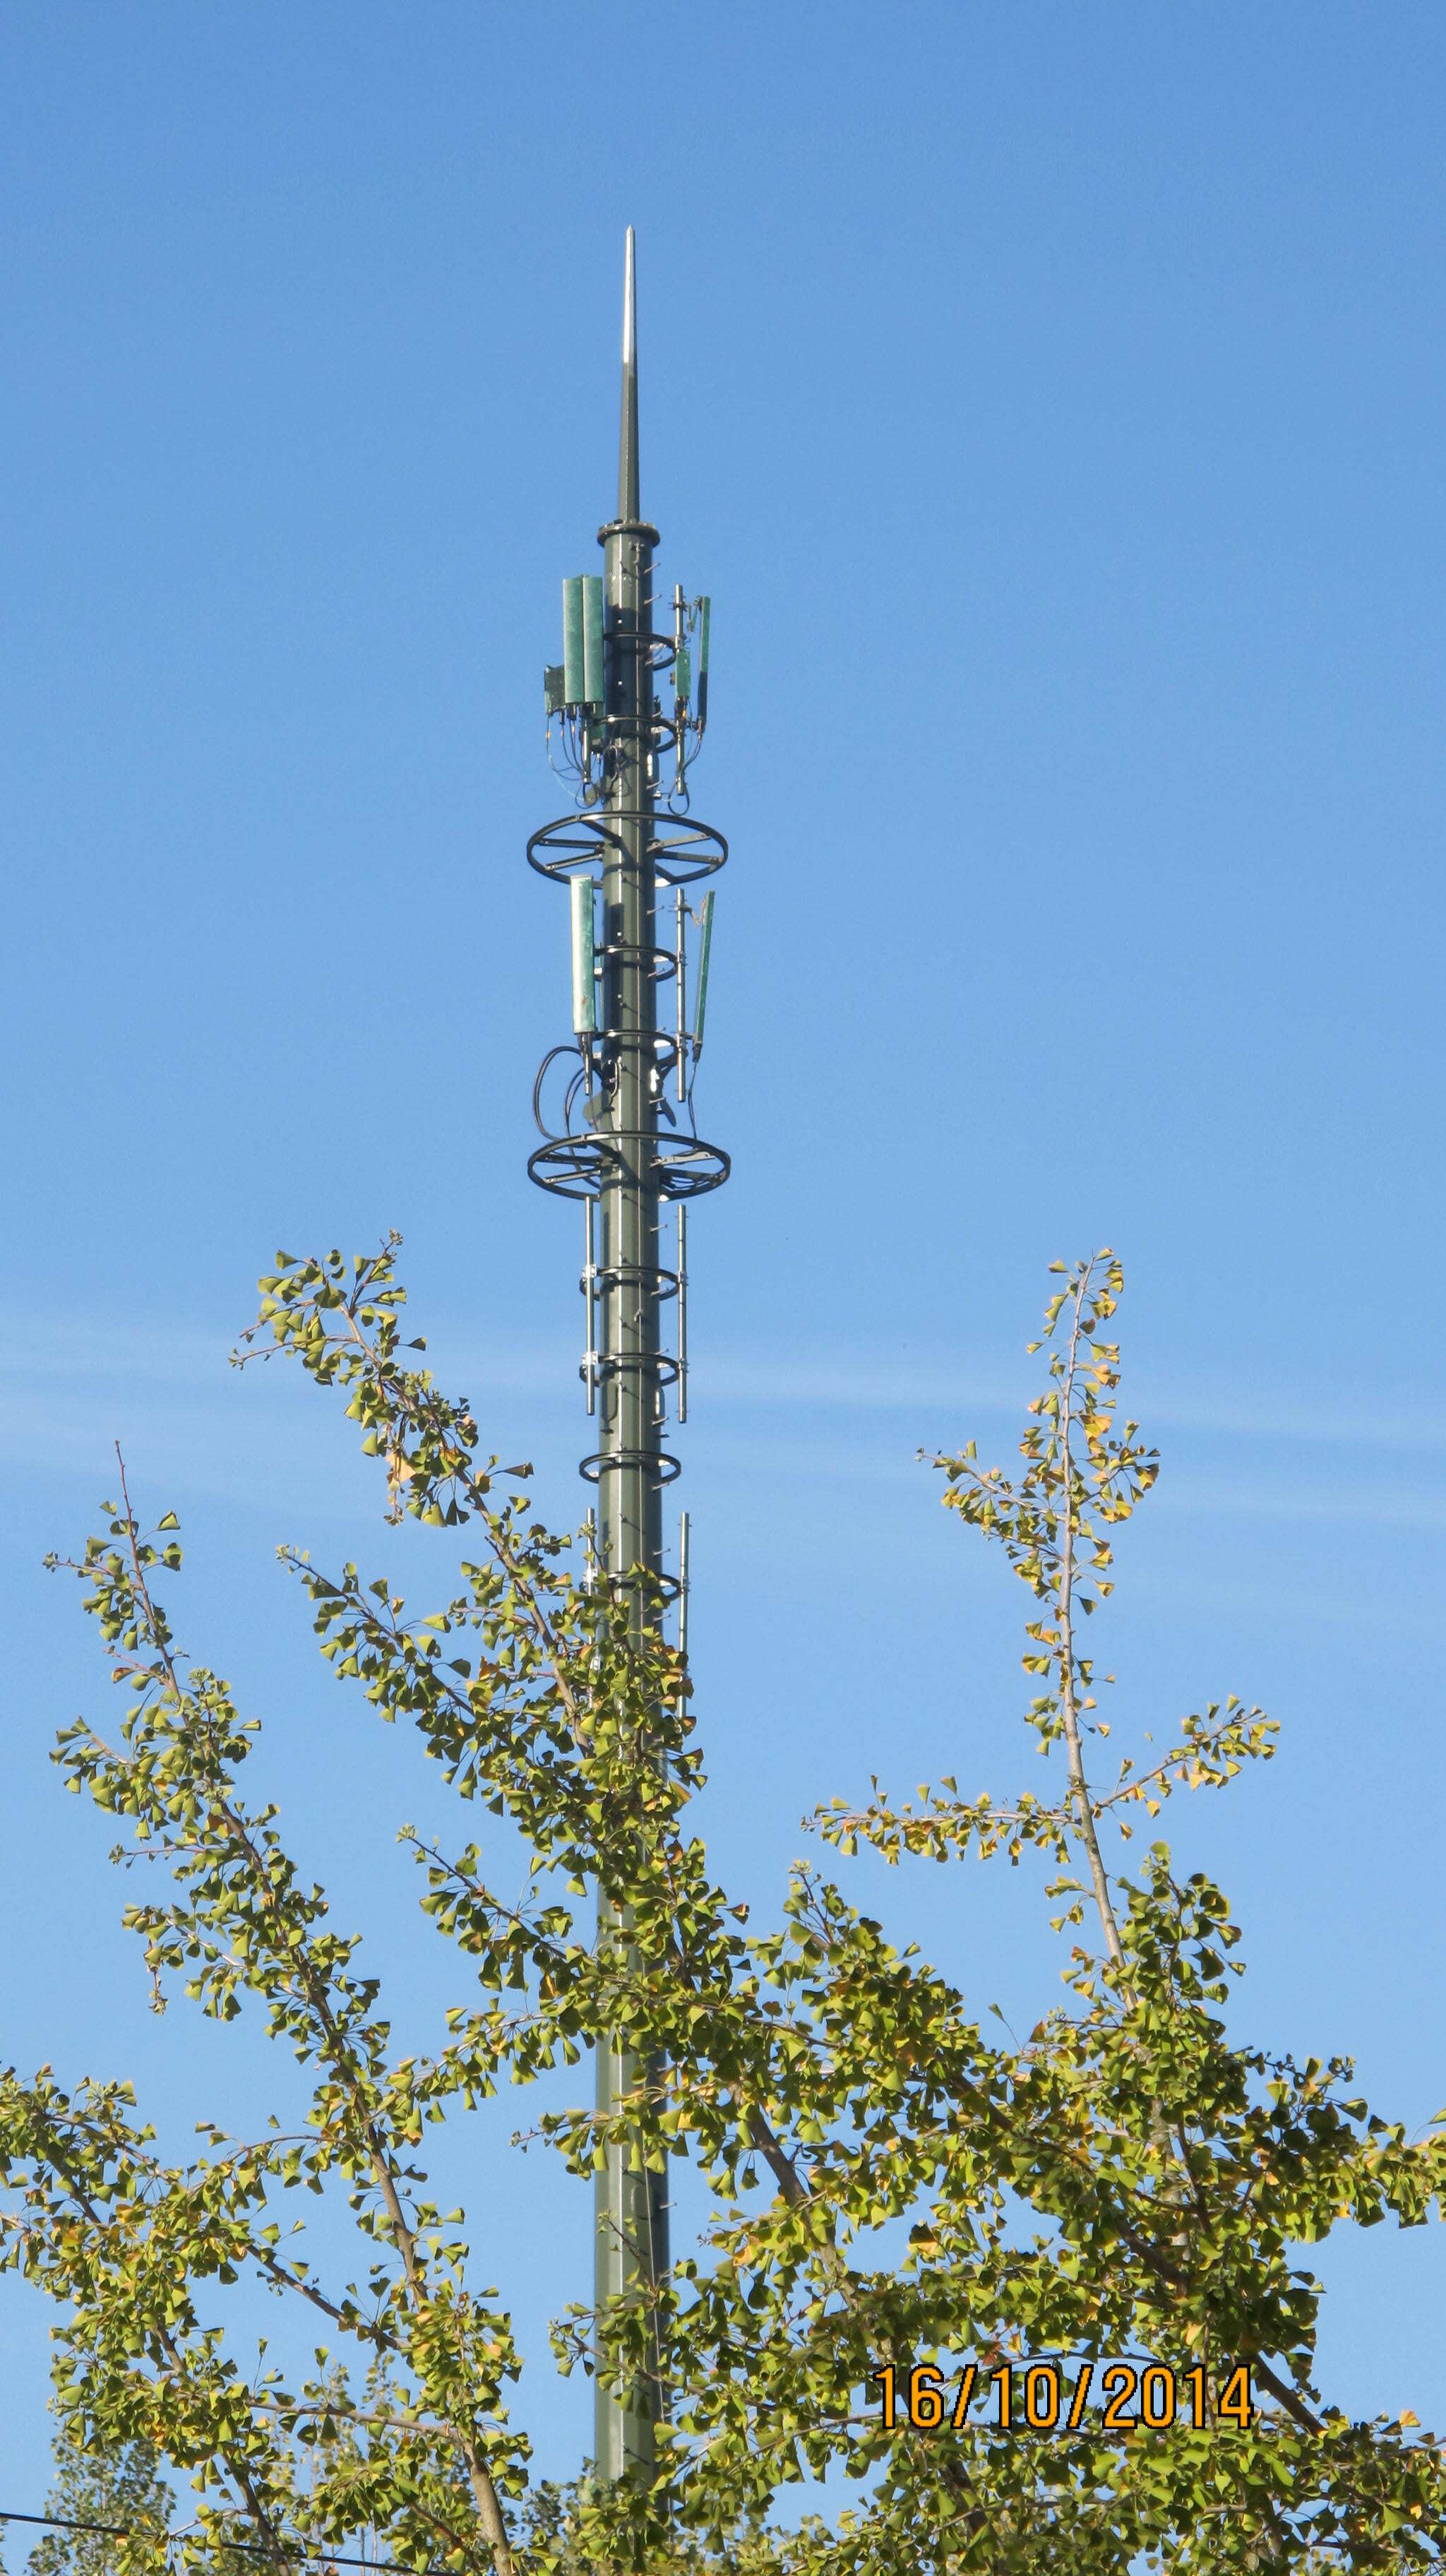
[2,1243,1442,2572]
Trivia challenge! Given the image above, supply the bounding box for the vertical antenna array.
[527,229,729,2486]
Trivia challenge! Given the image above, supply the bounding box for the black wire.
[0,2508,456,2572]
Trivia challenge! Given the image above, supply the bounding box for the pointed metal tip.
[619,227,640,521]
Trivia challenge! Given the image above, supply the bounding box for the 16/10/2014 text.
[873,2361,1255,2435]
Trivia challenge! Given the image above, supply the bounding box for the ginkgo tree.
[2,1242,1442,2575]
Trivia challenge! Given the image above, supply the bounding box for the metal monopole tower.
[527,229,729,2484]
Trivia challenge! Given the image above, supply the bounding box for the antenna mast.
[528,228,729,2485]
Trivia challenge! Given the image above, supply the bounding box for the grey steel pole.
[594,224,668,2486]
[527,227,728,2488]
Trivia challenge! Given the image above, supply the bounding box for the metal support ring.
[587,1261,679,1303]
[580,1445,682,1487]
[530,1131,729,1201]
[589,1350,681,1388]
[527,813,626,884]
[528,1135,617,1200]
[586,1566,683,1607]
[653,1135,731,1198]
[594,937,678,982]
[530,809,727,888]
[649,816,727,885]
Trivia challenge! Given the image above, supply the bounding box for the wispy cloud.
[1157,1474,1446,1533]
[4,1312,1442,1534]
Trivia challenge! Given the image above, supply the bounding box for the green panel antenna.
[570,876,597,1035]
[562,575,585,706]
[693,890,715,1051]
[582,574,605,708]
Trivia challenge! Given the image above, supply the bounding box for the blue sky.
[3,0,1445,2517]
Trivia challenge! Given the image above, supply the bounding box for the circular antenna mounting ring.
[528,813,626,885]
[650,816,727,884]
[527,1134,619,1200]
